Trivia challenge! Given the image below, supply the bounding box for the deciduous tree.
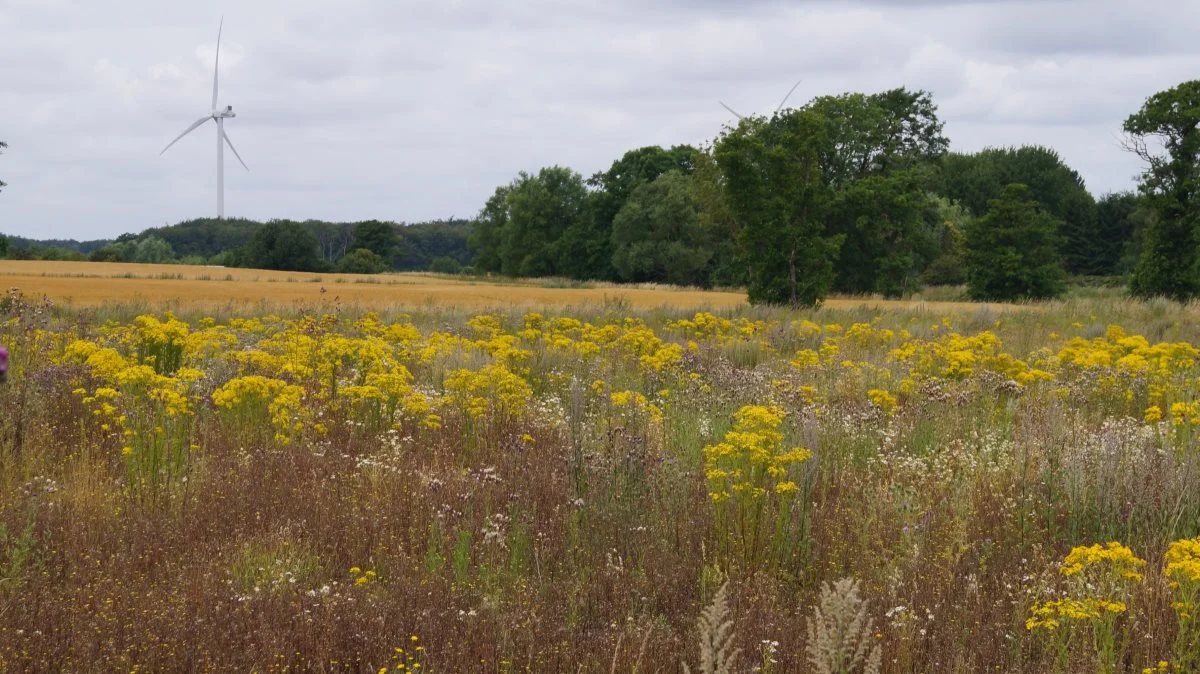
[936,146,1096,273]
[715,110,841,307]
[610,170,711,286]
[241,220,323,272]
[965,183,1066,300]
[351,220,398,265]
[335,248,387,274]
[805,88,947,294]
[1123,80,1200,300]
[499,167,588,277]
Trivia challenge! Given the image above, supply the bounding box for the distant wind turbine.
[160,18,248,219]
[719,78,804,121]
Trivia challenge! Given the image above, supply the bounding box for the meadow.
[2,274,1200,672]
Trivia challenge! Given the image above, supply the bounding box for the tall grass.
[1,289,1199,671]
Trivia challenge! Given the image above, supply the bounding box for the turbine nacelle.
[215,105,236,118]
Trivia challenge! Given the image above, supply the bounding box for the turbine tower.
[160,18,248,219]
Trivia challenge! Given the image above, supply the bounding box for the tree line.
[3,79,1199,302]
[468,81,1200,305]
[0,217,474,275]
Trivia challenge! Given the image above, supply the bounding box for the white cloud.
[0,0,1198,239]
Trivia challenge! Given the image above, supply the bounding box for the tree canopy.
[21,79,1200,304]
[714,109,840,306]
[1124,80,1200,300]
[937,146,1098,274]
[240,220,324,272]
[351,221,398,262]
[965,184,1067,301]
[610,170,711,286]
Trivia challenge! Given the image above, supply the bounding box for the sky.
[1,0,1198,241]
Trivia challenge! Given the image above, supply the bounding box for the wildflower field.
[3,286,1200,672]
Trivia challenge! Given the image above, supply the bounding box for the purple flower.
[0,346,8,382]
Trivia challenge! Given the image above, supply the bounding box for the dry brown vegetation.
[0,260,1023,314]
[2,284,1200,672]
[0,260,751,311]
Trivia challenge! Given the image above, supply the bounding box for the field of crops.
[2,282,1200,673]
[0,260,752,312]
[0,260,1021,314]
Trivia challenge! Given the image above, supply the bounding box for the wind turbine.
[719,78,804,121]
[160,18,248,219]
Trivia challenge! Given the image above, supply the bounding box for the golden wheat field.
[0,260,1023,313]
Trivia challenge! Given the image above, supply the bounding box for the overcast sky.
[1,0,1197,241]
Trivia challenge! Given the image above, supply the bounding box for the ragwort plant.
[704,404,811,573]
[1027,542,1147,674]
[1164,536,1200,671]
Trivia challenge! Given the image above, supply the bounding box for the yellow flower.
[1061,541,1146,582]
[1144,405,1163,423]
[867,389,898,415]
[703,405,810,505]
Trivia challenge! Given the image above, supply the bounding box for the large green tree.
[1124,80,1200,300]
[806,87,948,189]
[804,88,948,295]
[132,236,175,264]
[965,184,1066,300]
[350,220,398,265]
[335,248,388,274]
[610,170,711,286]
[714,110,841,306]
[937,146,1096,273]
[471,166,589,278]
[561,145,699,281]
[503,166,589,277]
[828,170,938,297]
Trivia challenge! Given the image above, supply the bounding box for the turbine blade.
[212,17,223,111]
[160,116,212,155]
[222,127,249,171]
[774,78,803,113]
[719,101,743,120]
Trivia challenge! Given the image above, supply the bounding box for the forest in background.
[3,79,1199,305]
[0,218,473,275]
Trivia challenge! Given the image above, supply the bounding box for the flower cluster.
[1165,537,1200,670]
[703,405,811,504]
[1028,542,1147,674]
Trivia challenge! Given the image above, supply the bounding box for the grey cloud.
[0,0,1197,239]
